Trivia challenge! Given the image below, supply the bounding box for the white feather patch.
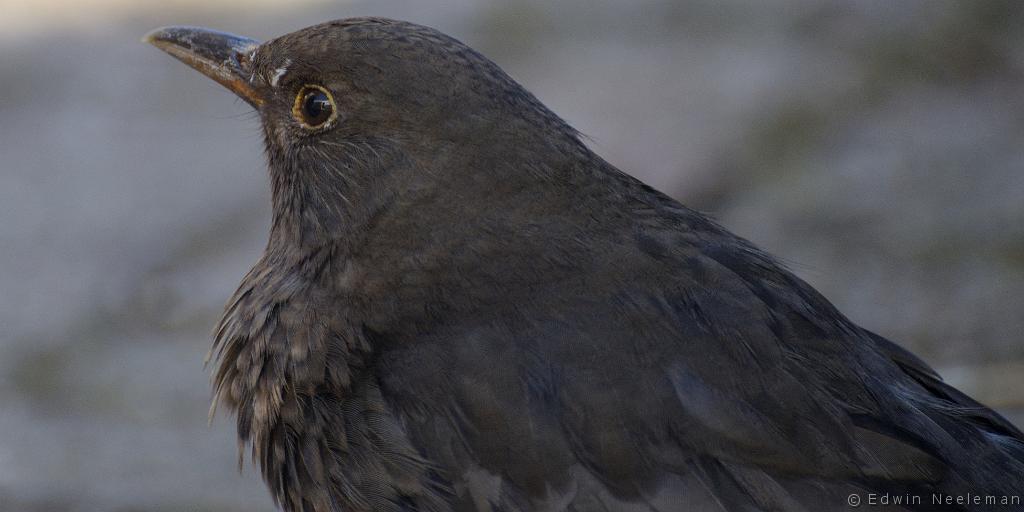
[270,59,291,87]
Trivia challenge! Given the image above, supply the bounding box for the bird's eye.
[292,85,336,129]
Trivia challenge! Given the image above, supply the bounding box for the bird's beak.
[143,26,264,108]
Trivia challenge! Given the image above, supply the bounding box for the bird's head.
[145,18,585,248]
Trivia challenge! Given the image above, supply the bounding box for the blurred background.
[1,0,1023,509]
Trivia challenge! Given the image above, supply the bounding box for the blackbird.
[145,18,1024,512]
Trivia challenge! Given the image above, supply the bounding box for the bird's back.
[348,163,1024,511]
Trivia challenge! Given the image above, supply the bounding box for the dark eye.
[292,85,336,129]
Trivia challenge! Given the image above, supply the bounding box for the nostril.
[233,48,259,82]
[234,49,252,68]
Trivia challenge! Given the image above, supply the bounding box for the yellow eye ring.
[292,84,337,129]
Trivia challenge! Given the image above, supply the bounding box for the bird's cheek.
[260,117,295,154]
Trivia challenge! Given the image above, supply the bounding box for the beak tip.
[141,30,161,46]
[141,26,184,48]
[141,28,162,45]
[142,26,208,52]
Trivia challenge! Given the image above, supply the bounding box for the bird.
[144,18,1024,512]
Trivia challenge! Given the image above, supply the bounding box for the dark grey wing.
[376,213,1024,512]
[689,235,1024,508]
[868,329,1024,443]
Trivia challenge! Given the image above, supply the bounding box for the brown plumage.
[145,18,1024,512]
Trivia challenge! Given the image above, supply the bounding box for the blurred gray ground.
[1,0,1023,510]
